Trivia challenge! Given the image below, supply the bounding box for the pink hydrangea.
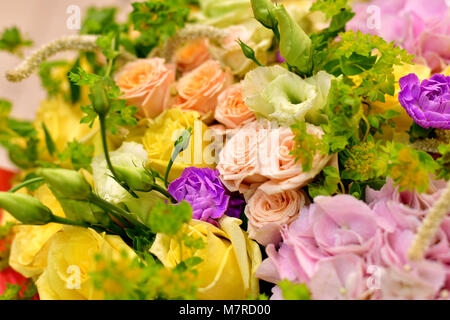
[257,178,450,300]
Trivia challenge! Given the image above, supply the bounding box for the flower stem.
[51,215,90,228]
[8,177,45,193]
[89,193,150,232]
[98,114,138,199]
[152,184,177,203]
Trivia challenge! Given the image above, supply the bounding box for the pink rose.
[214,84,256,129]
[174,60,232,123]
[174,39,212,73]
[245,188,308,245]
[115,58,175,118]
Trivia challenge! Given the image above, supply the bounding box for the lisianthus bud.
[251,0,277,30]
[90,81,110,115]
[36,168,92,200]
[275,5,312,75]
[114,166,154,192]
[0,192,54,225]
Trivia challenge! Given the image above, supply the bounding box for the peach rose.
[217,120,334,196]
[217,121,268,197]
[115,58,175,119]
[174,60,232,123]
[214,84,256,129]
[175,39,212,73]
[245,188,307,246]
[258,123,335,195]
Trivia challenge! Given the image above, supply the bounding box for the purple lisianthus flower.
[398,73,450,129]
[168,167,244,222]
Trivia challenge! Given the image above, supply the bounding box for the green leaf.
[308,166,340,198]
[130,0,191,57]
[42,123,56,156]
[278,279,311,300]
[340,53,377,76]
[68,59,81,104]
[39,60,70,98]
[436,143,450,180]
[0,26,32,56]
[80,7,118,35]
[58,140,94,170]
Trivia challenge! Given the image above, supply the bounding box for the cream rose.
[174,60,232,123]
[115,58,175,119]
[214,84,256,129]
[245,188,307,246]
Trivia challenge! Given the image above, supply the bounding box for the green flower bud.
[90,81,110,115]
[237,39,262,67]
[251,0,277,30]
[275,5,312,75]
[114,166,154,192]
[0,192,54,225]
[36,168,92,200]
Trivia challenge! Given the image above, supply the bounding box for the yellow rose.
[35,226,136,300]
[8,185,65,278]
[150,216,262,300]
[370,63,431,134]
[140,108,215,181]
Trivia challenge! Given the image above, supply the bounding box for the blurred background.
[0,0,135,169]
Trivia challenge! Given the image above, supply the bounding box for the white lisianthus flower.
[242,65,334,125]
[92,142,148,204]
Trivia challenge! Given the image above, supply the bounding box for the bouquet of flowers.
[0,0,449,300]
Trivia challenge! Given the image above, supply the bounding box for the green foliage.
[0,222,15,272]
[89,251,200,300]
[383,143,437,193]
[436,143,450,181]
[0,282,37,300]
[42,123,56,156]
[80,7,118,35]
[0,100,39,169]
[39,61,71,98]
[310,0,350,19]
[308,166,341,198]
[310,0,354,53]
[321,80,362,153]
[290,121,326,171]
[278,279,311,300]
[321,31,413,102]
[130,0,191,57]
[367,109,400,136]
[341,136,385,182]
[147,200,192,236]
[0,26,32,56]
[408,122,435,142]
[58,140,94,170]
